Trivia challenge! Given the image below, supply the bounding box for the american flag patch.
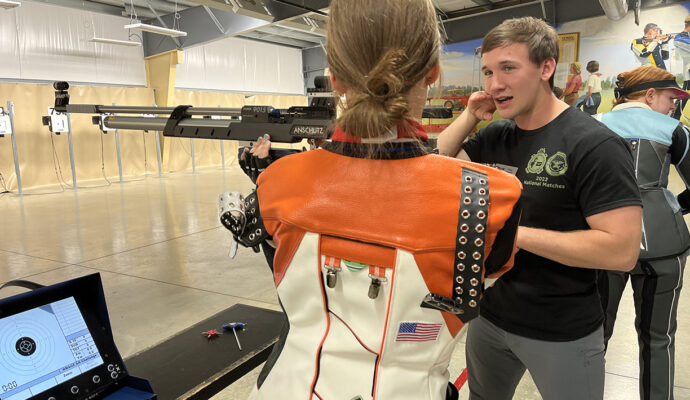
[395,322,442,342]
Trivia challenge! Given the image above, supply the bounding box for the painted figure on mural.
[631,23,671,70]
[560,62,582,106]
[575,60,602,115]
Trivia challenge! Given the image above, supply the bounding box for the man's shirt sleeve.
[573,135,641,217]
[462,130,485,163]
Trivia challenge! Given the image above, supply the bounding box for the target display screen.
[0,296,104,400]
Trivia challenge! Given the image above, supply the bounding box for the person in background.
[632,23,671,70]
[561,62,582,106]
[437,16,641,400]
[578,60,603,115]
[596,65,690,400]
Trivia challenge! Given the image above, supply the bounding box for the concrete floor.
[1,165,689,399]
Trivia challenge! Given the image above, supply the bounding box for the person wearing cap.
[595,65,690,400]
[631,23,670,69]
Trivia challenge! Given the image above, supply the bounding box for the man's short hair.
[481,16,559,88]
[644,23,659,34]
[685,15,690,26]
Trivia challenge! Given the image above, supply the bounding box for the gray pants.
[465,316,605,400]
[598,256,685,400]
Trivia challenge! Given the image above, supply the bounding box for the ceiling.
[432,0,518,14]
[21,0,685,55]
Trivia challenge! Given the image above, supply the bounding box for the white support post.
[113,103,124,182]
[66,114,77,190]
[7,102,22,195]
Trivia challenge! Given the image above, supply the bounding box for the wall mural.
[424,1,690,133]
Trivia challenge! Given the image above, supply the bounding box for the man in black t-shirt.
[438,17,642,400]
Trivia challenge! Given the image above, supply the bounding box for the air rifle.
[43,81,336,143]
[42,80,452,141]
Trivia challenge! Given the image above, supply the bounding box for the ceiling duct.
[0,0,20,8]
[191,0,274,21]
[598,0,628,20]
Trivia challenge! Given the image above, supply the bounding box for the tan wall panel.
[0,83,156,191]
[245,94,308,109]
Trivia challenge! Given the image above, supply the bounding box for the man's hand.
[467,91,497,121]
[438,92,495,160]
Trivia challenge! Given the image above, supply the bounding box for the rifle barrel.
[66,104,242,117]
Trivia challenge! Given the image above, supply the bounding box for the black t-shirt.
[463,107,641,341]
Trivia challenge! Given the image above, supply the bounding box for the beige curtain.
[0,83,156,191]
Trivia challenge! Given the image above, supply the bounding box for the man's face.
[481,43,546,121]
[646,28,660,38]
[648,89,678,115]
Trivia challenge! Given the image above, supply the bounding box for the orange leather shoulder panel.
[257,149,521,254]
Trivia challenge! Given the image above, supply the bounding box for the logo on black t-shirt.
[524,148,568,190]
[546,152,568,176]
[525,148,569,177]
[526,148,547,174]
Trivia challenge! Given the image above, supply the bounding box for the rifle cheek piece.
[163,105,193,138]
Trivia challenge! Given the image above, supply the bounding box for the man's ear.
[541,57,557,83]
[330,74,346,95]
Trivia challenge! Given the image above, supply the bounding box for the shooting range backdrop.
[0,1,306,191]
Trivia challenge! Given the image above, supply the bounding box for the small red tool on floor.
[202,329,221,340]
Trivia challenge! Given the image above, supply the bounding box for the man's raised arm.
[437,91,496,160]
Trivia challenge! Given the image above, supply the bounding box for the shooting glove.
[239,149,272,184]
[219,190,270,253]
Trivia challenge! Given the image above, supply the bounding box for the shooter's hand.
[249,134,271,159]
[239,135,272,184]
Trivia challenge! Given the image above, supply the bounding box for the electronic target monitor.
[0,274,132,400]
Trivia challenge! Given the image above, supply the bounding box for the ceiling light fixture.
[0,0,21,9]
[124,22,187,37]
[89,37,142,46]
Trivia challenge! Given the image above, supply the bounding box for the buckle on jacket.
[421,293,465,314]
